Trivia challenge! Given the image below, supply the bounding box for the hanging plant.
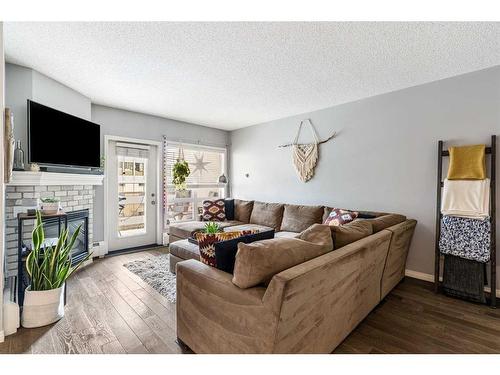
[173,159,190,191]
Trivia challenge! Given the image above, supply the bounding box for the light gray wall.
[230,66,500,281]
[5,63,91,155]
[5,64,32,153]
[31,70,91,120]
[91,104,229,241]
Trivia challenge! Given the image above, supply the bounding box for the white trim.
[91,240,108,257]
[405,269,500,297]
[164,138,227,150]
[104,135,162,254]
[116,142,150,150]
[0,22,5,344]
[7,171,104,186]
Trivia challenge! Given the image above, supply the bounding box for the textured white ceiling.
[4,22,500,130]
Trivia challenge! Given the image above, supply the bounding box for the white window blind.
[164,142,225,187]
[163,137,227,224]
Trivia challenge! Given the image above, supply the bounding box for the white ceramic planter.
[21,284,65,328]
[39,201,60,215]
[175,189,192,198]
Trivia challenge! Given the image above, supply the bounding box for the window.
[117,154,148,236]
[163,139,227,224]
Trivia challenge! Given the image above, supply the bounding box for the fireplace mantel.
[7,171,104,186]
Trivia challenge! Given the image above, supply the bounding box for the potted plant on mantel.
[39,197,61,215]
[173,158,191,198]
[22,211,91,328]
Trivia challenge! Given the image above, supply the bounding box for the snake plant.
[26,210,91,291]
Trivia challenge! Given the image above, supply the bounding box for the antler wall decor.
[278,119,336,182]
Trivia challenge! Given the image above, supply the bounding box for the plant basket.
[21,284,65,328]
[39,201,60,215]
[175,189,192,198]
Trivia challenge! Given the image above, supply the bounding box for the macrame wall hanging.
[278,119,336,182]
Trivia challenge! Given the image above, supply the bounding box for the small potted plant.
[203,222,222,234]
[173,159,191,198]
[39,197,60,215]
[22,211,91,328]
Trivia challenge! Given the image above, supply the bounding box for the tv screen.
[28,100,101,169]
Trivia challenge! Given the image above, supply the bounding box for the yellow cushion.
[447,144,486,180]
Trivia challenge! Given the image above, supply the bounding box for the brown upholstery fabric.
[169,239,200,261]
[271,230,392,353]
[232,224,333,288]
[280,204,324,232]
[275,231,298,238]
[225,223,273,233]
[330,220,373,249]
[365,214,407,233]
[169,220,243,240]
[249,201,285,230]
[176,260,275,353]
[380,220,417,298]
[234,199,254,223]
[176,229,396,353]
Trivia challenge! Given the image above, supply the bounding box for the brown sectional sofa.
[169,199,417,353]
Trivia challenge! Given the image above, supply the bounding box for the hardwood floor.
[1,249,499,354]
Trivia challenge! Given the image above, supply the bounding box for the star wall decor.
[191,153,211,175]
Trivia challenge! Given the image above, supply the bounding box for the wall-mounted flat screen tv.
[28,100,100,169]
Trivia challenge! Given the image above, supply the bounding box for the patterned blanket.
[439,215,491,263]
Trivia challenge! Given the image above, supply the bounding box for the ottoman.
[169,239,200,273]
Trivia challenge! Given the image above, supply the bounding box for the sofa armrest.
[176,259,280,353]
[264,230,392,353]
[176,259,266,305]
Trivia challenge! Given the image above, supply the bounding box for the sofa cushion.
[364,214,406,233]
[280,204,324,232]
[215,230,275,274]
[226,223,274,233]
[330,220,373,249]
[196,231,256,267]
[250,201,284,230]
[324,208,359,226]
[234,199,254,223]
[202,199,226,221]
[275,231,298,238]
[169,239,200,261]
[232,224,333,289]
[169,220,243,240]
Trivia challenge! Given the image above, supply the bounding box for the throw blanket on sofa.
[442,254,486,303]
[441,178,490,219]
[439,215,491,263]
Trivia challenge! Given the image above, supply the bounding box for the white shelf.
[7,171,104,186]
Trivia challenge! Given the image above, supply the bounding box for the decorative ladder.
[434,135,496,308]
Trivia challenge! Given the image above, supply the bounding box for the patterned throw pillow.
[324,208,359,226]
[202,199,226,221]
[196,230,257,267]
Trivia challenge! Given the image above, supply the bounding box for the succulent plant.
[204,222,221,234]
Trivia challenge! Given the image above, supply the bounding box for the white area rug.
[123,254,177,303]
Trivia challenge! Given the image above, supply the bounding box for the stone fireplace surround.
[4,171,104,277]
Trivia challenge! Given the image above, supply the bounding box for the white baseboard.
[405,269,500,298]
[91,241,108,257]
[405,269,434,282]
